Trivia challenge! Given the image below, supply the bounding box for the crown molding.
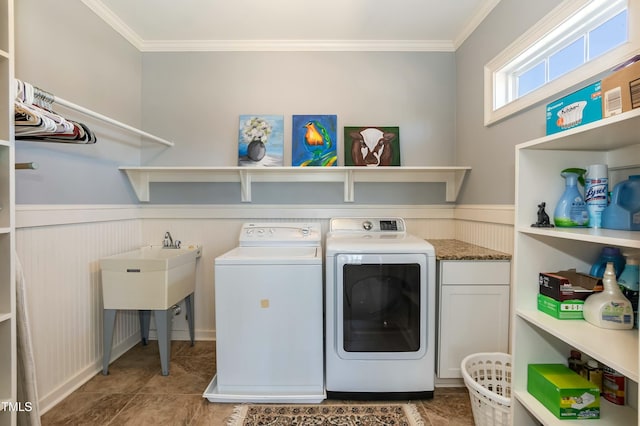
[453,0,502,49]
[80,0,499,53]
[81,0,144,50]
[138,39,455,52]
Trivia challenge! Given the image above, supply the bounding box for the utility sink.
[100,244,202,310]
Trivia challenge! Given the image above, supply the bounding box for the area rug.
[228,403,425,426]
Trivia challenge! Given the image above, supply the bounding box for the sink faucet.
[163,232,175,248]
[163,232,182,249]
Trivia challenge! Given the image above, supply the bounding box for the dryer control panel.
[239,222,321,246]
[330,217,406,233]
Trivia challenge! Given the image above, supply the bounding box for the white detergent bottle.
[583,262,634,329]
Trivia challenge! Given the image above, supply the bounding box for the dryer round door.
[335,253,428,360]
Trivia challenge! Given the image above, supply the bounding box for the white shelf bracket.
[124,169,150,202]
[239,170,252,202]
[446,169,470,202]
[344,169,355,202]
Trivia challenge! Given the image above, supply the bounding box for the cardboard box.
[601,55,640,118]
[546,81,602,135]
[528,364,600,420]
[538,294,585,319]
[539,270,603,301]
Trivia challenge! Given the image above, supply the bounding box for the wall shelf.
[119,166,471,203]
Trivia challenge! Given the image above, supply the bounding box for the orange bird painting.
[292,114,337,167]
[304,122,324,146]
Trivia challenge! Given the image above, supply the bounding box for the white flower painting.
[238,115,284,167]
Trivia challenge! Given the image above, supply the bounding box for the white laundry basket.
[461,352,512,426]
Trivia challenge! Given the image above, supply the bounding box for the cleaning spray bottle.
[583,262,634,329]
[585,164,609,228]
[554,171,589,227]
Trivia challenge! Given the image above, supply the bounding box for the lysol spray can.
[585,164,608,228]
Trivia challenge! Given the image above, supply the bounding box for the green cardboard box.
[528,364,600,420]
[537,293,585,319]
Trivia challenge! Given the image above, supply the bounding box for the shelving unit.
[119,166,471,203]
[512,108,640,425]
[0,0,15,425]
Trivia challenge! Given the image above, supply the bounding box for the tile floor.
[41,340,475,425]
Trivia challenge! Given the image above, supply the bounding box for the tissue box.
[528,364,600,420]
[538,294,585,319]
[539,270,603,301]
[601,55,640,117]
[546,81,602,135]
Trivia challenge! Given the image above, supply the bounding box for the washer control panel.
[239,222,321,246]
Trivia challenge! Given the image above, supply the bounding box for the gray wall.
[15,0,458,205]
[14,0,142,204]
[141,52,456,167]
[455,0,578,205]
[15,0,586,206]
[139,51,456,204]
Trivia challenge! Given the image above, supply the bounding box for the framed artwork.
[343,126,400,166]
[238,115,284,166]
[291,114,337,167]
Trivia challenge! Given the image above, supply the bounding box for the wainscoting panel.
[14,203,513,414]
[16,218,143,412]
[454,205,514,254]
[455,220,514,254]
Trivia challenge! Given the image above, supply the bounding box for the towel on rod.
[16,255,42,426]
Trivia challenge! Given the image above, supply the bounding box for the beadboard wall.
[15,204,513,413]
[454,205,515,254]
[15,214,144,413]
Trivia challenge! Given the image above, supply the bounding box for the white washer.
[325,217,436,399]
[203,222,325,403]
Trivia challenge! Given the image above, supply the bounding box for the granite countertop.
[427,239,512,261]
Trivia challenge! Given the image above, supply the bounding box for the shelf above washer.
[119,166,471,203]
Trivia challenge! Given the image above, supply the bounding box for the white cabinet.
[0,0,15,425]
[437,260,510,379]
[513,109,640,425]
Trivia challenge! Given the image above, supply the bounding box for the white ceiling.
[81,0,501,52]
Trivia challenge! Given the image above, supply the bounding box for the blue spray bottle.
[554,171,589,227]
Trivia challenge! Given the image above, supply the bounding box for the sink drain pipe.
[172,304,181,316]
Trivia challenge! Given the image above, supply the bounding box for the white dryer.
[203,222,325,403]
[325,217,436,399]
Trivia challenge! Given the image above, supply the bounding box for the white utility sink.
[100,244,202,310]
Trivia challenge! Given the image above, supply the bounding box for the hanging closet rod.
[16,79,174,147]
[53,97,174,147]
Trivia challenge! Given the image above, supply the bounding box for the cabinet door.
[437,285,510,378]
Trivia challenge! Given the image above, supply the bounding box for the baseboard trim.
[38,333,140,414]
[146,329,216,341]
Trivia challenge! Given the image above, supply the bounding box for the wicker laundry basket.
[461,352,512,426]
